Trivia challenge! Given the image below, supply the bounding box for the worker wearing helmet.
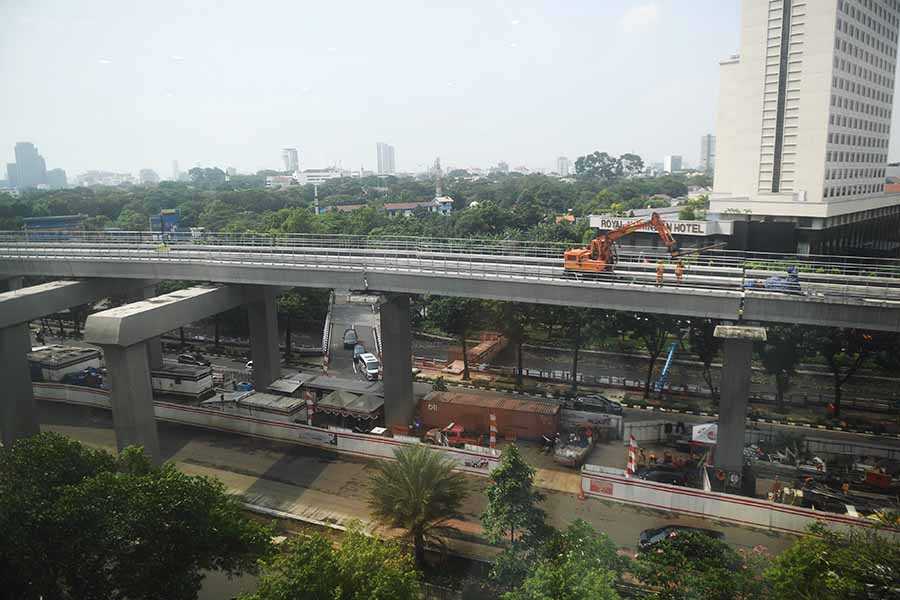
[675,260,685,284]
[656,261,665,287]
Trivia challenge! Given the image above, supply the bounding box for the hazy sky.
[2,1,898,178]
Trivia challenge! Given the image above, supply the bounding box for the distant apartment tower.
[556,156,570,176]
[699,134,716,173]
[139,169,160,185]
[663,155,682,173]
[376,142,396,174]
[11,142,48,189]
[282,148,299,173]
[47,168,67,189]
[172,160,180,181]
[712,0,900,256]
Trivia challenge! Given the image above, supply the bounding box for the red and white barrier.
[581,464,900,537]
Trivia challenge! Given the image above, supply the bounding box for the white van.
[356,353,380,381]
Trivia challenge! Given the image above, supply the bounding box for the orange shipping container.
[419,391,559,440]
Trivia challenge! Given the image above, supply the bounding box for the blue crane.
[653,341,679,393]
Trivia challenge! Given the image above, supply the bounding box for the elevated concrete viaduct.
[0,278,153,446]
[1,256,898,332]
[83,284,283,463]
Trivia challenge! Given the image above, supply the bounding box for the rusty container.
[419,391,559,440]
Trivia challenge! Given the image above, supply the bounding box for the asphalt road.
[37,400,798,558]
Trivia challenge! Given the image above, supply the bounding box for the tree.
[574,151,620,180]
[810,328,874,418]
[242,527,420,600]
[619,153,645,178]
[636,530,770,600]
[494,302,532,388]
[0,433,273,600]
[625,313,681,399]
[482,444,549,546]
[757,325,808,412]
[504,520,624,600]
[688,318,721,400]
[367,445,468,566]
[426,296,484,380]
[766,524,899,600]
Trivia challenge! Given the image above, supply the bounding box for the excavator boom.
[564,212,679,273]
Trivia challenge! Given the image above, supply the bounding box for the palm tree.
[367,445,469,566]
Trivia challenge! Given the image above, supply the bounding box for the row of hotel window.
[827,131,889,149]
[826,150,887,164]
[824,183,884,198]
[830,92,892,120]
[839,0,900,33]
[825,167,886,179]
[837,14,896,52]
[829,111,890,134]
[834,55,894,91]
[837,33,896,70]
[832,74,893,104]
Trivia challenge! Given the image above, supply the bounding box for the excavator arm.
[603,213,679,252]
[564,212,680,273]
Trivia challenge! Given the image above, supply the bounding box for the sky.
[1,0,895,178]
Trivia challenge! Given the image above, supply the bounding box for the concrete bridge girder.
[1,257,897,331]
[83,284,284,463]
[0,278,155,446]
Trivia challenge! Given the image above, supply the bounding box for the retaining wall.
[34,382,500,476]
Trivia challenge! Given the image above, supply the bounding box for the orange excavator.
[564,212,680,273]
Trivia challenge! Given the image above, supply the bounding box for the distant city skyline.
[6,2,900,178]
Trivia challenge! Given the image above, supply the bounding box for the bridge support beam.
[247,286,281,390]
[379,294,414,428]
[714,325,766,490]
[100,343,161,463]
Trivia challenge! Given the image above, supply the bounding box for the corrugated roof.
[424,391,559,415]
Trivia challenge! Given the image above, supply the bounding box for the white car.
[355,353,380,381]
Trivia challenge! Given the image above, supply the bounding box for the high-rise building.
[139,169,160,185]
[47,168,67,189]
[172,160,180,181]
[699,134,716,173]
[13,142,48,189]
[6,163,18,188]
[556,156,570,176]
[282,148,299,173]
[376,142,396,174]
[712,0,900,255]
[663,155,682,173]
[226,167,237,176]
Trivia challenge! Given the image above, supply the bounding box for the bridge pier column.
[247,286,280,390]
[713,325,766,492]
[0,275,39,446]
[379,294,414,428]
[100,342,161,464]
[0,323,40,446]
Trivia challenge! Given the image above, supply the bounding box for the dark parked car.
[177,353,210,366]
[638,525,724,550]
[343,328,359,349]
[636,466,688,486]
[571,394,623,416]
[353,343,366,360]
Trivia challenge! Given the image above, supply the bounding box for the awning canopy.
[317,390,383,420]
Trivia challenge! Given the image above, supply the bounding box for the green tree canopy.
[0,432,273,600]
[367,445,468,566]
[242,527,419,600]
[482,444,549,547]
[636,530,769,600]
[766,524,900,600]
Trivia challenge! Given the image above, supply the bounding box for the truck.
[422,423,483,448]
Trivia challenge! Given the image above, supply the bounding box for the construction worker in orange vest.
[656,261,665,287]
[675,260,685,284]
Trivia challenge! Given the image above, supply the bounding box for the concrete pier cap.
[713,325,767,342]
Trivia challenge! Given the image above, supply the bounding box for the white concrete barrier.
[580,465,900,537]
[34,383,500,475]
